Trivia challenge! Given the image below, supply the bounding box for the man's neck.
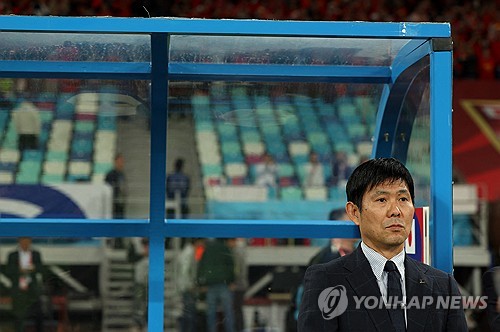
[362,241,404,260]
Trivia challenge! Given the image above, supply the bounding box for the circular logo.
[317,285,348,320]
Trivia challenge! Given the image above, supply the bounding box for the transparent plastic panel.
[165,236,360,331]
[167,80,382,220]
[404,56,430,208]
[0,32,150,62]
[0,78,150,220]
[170,35,411,66]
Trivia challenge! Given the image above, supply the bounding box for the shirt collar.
[361,241,405,280]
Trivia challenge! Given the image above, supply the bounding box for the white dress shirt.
[361,242,407,326]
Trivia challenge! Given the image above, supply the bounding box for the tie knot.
[384,260,398,272]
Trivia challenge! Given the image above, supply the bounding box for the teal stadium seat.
[45,150,68,162]
[202,164,223,177]
[240,130,261,143]
[93,162,113,175]
[277,163,295,178]
[41,173,64,184]
[16,173,39,184]
[329,186,347,202]
[21,150,43,162]
[74,120,96,133]
[280,186,303,200]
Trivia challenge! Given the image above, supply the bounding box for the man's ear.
[346,202,360,226]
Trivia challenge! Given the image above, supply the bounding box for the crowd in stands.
[1,0,499,79]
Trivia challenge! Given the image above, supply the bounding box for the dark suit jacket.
[298,246,468,331]
[5,249,44,316]
[482,266,500,331]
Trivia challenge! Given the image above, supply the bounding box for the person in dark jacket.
[105,153,127,219]
[166,158,190,219]
[197,238,235,332]
[483,266,500,331]
[6,237,45,332]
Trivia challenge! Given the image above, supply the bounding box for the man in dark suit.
[483,266,500,331]
[298,158,468,331]
[6,237,45,332]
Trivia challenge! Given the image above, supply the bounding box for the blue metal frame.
[429,48,453,272]
[0,16,453,330]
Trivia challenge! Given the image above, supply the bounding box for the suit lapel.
[405,257,432,332]
[345,247,395,332]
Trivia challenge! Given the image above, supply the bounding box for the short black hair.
[174,158,184,172]
[346,158,415,210]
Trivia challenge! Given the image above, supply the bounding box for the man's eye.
[377,198,386,202]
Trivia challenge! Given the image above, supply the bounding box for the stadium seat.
[55,102,75,120]
[0,162,17,172]
[356,141,373,156]
[280,186,302,200]
[346,123,368,140]
[288,141,310,156]
[41,173,64,184]
[202,164,223,177]
[68,161,91,176]
[304,186,327,200]
[217,123,239,141]
[97,116,116,130]
[0,171,14,184]
[92,173,106,183]
[74,120,96,133]
[16,172,39,184]
[74,93,99,114]
[22,150,44,162]
[267,141,287,156]
[198,150,222,165]
[94,148,116,164]
[240,130,261,143]
[19,160,42,174]
[195,120,214,132]
[93,162,113,175]
[0,149,20,163]
[277,163,295,178]
[45,150,68,162]
[329,186,347,202]
[43,161,66,175]
[2,127,18,149]
[224,162,248,178]
[243,142,265,156]
[48,139,70,152]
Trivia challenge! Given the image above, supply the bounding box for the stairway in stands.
[100,246,183,332]
[100,249,135,332]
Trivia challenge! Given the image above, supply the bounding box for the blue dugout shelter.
[0,16,452,331]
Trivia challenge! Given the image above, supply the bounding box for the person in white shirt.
[12,101,41,151]
[255,153,278,196]
[304,152,325,187]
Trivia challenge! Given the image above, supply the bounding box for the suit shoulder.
[408,257,451,279]
[305,254,343,272]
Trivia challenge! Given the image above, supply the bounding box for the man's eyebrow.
[371,189,409,195]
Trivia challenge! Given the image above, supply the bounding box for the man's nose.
[388,201,401,217]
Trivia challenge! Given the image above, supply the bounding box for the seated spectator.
[255,153,278,196]
[304,151,325,187]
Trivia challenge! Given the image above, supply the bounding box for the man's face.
[347,180,414,255]
[19,237,32,251]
